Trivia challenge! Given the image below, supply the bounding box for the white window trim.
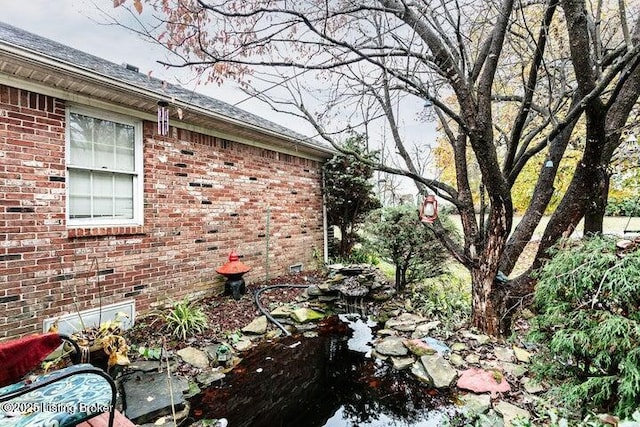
[65,105,144,228]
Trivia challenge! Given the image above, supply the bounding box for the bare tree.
[113,0,640,336]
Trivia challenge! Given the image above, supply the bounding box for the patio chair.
[0,333,117,427]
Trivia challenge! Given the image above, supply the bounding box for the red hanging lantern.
[157,100,169,136]
[420,194,438,223]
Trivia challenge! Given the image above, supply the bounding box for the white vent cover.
[43,300,135,334]
[289,263,303,273]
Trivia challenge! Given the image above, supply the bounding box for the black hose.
[254,284,311,336]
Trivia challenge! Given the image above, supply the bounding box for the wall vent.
[43,300,136,335]
[289,263,303,273]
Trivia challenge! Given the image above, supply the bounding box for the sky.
[0,0,315,134]
[1,0,435,197]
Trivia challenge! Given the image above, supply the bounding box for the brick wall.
[0,84,325,340]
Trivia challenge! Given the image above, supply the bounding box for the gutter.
[0,40,335,158]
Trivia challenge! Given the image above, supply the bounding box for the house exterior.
[0,22,333,340]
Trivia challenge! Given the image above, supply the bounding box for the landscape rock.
[448,353,464,367]
[465,354,481,364]
[419,354,457,388]
[270,306,294,317]
[242,316,268,335]
[494,401,530,426]
[411,321,441,338]
[410,360,432,384]
[306,285,323,296]
[522,377,545,394]
[494,347,515,362]
[291,308,324,323]
[404,338,436,356]
[122,371,189,424]
[391,356,415,370]
[457,367,511,397]
[385,313,427,332]
[233,339,254,352]
[462,330,491,345]
[450,342,466,352]
[128,360,163,373]
[375,336,409,356]
[196,369,226,387]
[484,360,527,378]
[176,347,209,369]
[422,337,450,355]
[513,346,531,363]
[459,393,491,416]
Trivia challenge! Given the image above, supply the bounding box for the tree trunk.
[470,267,505,336]
[470,214,510,336]
[583,168,610,235]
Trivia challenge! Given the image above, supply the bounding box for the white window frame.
[65,105,144,227]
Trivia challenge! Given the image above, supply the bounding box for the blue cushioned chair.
[0,334,117,427]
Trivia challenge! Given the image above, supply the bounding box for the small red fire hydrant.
[216,251,251,300]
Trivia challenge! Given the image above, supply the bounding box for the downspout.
[322,169,329,264]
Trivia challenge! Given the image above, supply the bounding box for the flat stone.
[462,330,491,345]
[420,354,457,388]
[465,354,481,364]
[522,377,545,394]
[317,282,332,291]
[513,346,531,363]
[391,356,415,370]
[494,347,514,362]
[494,401,530,426]
[457,367,511,397]
[138,403,191,427]
[318,295,340,302]
[270,306,294,317]
[422,337,450,355]
[410,360,432,385]
[404,339,436,356]
[242,316,268,335]
[306,285,323,296]
[128,360,163,373]
[291,308,324,323]
[385,313,427,332]
[459,393,491,416]
[448,353,465,367]
[411,321,441,338]
[375,336,409,356]
[176,347,209,369]
[451,342,467,352]
[234,339,253,352]
[484,360,527,378]
[196,369,226,387]
[122,371,189,424]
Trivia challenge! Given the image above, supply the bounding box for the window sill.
[67,226,146,238]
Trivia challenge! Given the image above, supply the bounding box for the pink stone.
[456,367,511,397]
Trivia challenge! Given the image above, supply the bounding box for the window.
[66,107,143,226]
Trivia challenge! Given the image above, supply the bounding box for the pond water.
[189,315,457,427]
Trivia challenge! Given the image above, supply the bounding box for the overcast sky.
[1,0,315,134]
[2,0,435,196]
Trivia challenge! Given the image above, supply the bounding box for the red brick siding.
[0,84,325,340]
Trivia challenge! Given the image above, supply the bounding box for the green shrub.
[407,273,471,327]
[362,205,457,290]
[160,299,208,340]
[605,197,640,216]
[529,236,640,417]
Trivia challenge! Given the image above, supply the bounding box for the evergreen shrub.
[529,236,640,417]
